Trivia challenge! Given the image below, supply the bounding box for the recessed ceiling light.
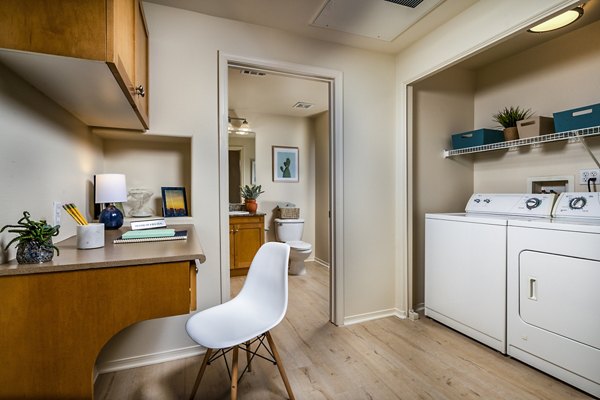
[528,6,584,33]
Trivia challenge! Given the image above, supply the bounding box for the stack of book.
[113,228,187,244]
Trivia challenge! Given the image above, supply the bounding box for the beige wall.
[102,137,192,217]
[473,20,600,193]
[0,63,102,263]
[314,111,330,265]
[97,2,396,368]
[411,68,476,308]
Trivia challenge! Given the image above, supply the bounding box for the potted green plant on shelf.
[240,184,265,214]
[1,211,60,264]
[492,106,533,141]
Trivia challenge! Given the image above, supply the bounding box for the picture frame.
[161,186,188,217]
[272,146,299,182]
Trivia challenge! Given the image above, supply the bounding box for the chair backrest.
[236,242,290,329]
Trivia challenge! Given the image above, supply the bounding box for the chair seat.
[186,292,284,349]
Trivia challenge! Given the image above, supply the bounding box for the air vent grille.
[292,102,314,109]
[239,69,266,77]
[384,0,424,8]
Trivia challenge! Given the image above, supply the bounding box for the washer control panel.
[466,193,556,216]
[553,192,600,218]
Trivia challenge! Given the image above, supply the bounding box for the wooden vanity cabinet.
[230,215,265,276]
[0,0,149,129]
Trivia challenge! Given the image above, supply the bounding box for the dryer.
[507,192,600,397]
[425,193,555,353]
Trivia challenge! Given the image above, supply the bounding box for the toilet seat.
[286,240,311,251]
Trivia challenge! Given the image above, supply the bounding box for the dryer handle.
[528,277,537,301]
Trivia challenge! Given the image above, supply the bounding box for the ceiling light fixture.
[528,6,584,33]
[228,117,254,135]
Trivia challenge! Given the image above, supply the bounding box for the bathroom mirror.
[229,134,255,204]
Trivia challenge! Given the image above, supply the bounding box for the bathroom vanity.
[229,213,265,276]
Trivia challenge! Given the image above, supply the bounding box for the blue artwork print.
[277,151,296,178]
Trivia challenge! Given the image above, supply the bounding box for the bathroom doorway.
[218,54,344,325]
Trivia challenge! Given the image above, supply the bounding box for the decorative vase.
[245,199,258,214]
[503,127,519,141]
[16,240,54,264]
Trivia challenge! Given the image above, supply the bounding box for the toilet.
[273,218,312,275]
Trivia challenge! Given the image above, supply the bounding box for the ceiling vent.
[292,101,314,109]
[239,69,266,77]
[384,0,424,8]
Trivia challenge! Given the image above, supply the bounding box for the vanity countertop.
[0,224,206,276]
[229,212,266,217]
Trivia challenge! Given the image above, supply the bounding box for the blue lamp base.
[99,204,124,230]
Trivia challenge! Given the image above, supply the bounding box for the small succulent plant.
[492,106,533,128]
[1,211,60,261]
[240,184,265,200]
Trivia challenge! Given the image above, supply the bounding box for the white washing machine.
[507,192,600,398]
[425,193,556,353]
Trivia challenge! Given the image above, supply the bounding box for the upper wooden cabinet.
[0,0,149,130]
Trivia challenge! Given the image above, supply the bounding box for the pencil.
[63,204,87,225]
[69,203,88,225]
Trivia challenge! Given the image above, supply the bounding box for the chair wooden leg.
[231,346,239,400]
[245,341,252,372]
[189,348,212,400]
[266,331,295,400]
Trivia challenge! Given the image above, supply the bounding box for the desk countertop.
[0,224,206,276]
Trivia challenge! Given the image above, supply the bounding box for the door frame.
[217,52,345,325]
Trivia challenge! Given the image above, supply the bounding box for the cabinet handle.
[135,85,145,97]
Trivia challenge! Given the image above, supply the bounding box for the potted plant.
[492,106,533,141]
[1,211,60,264]
[240,184,265,214]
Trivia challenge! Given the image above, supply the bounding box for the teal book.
[114,229,187,244]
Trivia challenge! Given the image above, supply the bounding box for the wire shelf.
[443,125,600,158]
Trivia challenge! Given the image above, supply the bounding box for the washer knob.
[474,198,481,203]
[569,196,587,210]
[525,197,541,210]
[484,198,491,204]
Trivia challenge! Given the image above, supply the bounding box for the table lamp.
[95,174,127,229]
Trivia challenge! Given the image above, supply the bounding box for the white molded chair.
[186,242,295,400]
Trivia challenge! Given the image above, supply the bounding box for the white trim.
[314,257,330,268]
[397,0,581,320]
[95,345,205,376]
[344,308,407,326]
[218,52,344,326]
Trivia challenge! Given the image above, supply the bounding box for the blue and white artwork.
[272,146,299,182]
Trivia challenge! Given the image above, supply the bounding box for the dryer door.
[520,251,600,350]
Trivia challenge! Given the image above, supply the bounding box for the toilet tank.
[274,218,304,242]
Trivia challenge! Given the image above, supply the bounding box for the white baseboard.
[95,344,206,378]
[314,257,330,268]
[343,308,407,325]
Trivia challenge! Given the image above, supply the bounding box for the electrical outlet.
[53,201,62,227]
[579,169,600,184]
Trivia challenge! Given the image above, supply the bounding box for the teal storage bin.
[451,129,504,150]
[553,103,600,132]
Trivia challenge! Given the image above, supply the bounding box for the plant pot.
[245,199,258,214]
[16,240,54,264]
[503,127,519,141]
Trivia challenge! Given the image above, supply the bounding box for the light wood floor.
[95,262,593,399]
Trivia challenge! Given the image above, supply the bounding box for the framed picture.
[272,146,299,182]
[161,187,188,217]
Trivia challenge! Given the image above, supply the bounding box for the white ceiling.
[228,68,329,118]
[144,0,478,54]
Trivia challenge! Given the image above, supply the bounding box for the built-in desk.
[0,224,205,399]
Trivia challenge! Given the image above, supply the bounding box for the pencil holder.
[77,223,105,249]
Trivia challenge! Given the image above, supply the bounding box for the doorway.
[218,53,344,325]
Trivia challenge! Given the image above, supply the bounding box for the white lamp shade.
[95,174,127,203]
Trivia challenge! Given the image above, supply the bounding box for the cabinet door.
[233,222,264,269]
[134,0,149,125]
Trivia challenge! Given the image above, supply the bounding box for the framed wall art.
[272,146,299,182]
[161,186,188,217]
